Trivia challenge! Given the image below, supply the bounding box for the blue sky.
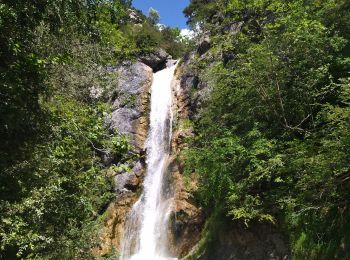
[132,0,190,29]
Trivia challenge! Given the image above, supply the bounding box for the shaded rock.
[132,160,144,177]
[197,34,211,55]
[183,51,196,67]
[222,22,244,64]
[193,221,290,260]
[175,61,210,121]
[139,48,171,72]
[166,162,204,258]
[101,151,115,166]
[190,81,212,120]
[114,159,146,194]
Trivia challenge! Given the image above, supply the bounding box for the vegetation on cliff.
[184,0,350,258]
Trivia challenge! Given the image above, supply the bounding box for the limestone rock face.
[106,61,153,153]
[166,157,204,258]
[96,55,290,259]
[109,108,139,135]
[95,61,152,256]
[115,61,153,95]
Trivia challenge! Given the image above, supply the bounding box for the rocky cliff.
[94,61,153,256]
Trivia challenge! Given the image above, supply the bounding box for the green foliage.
[0,97,124,259]
[147,7,160,25]
[185,0,350,258]
[0,0,153,258]
[120,22,193,58]
[0,0,191,258]
[184,0,219,27]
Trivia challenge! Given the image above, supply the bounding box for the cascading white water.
[121,64,177,260]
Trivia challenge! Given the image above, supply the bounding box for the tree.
[148,7,160,25]
[184,0,350,258]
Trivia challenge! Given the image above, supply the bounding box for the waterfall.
[121,64,177,260]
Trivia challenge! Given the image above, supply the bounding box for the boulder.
[115,61,153,96]
[108,108,140,135]
[166,59,178,68]
[139,48,171,72]
[114,159,146,194]
[115,172,139,193]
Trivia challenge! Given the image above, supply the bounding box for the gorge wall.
[93,52,204,258]
[95,61,152,256]
[95,49,290,260]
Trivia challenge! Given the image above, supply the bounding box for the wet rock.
[166,157,204,258]
[93,193,138,256]
[139,48,171,72]
[160,66,204,258]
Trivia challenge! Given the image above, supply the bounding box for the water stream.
[121,64,177,260]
